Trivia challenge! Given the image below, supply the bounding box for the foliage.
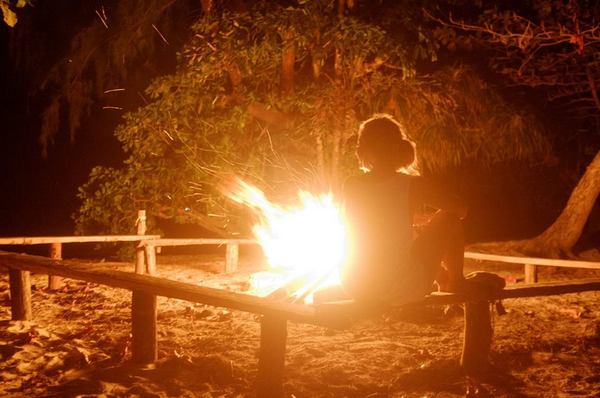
[433,0,600,121]
[75,0,549,236]
[0,0,28,27]
[12,0,194,156]
[430,0,600,256]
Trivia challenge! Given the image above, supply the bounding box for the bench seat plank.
[0,251,319,324]
[315,278,600,321]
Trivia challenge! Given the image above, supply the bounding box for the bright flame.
[226,179,346,303]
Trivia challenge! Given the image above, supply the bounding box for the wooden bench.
[2,250,600,397]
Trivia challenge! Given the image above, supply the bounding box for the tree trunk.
[311,29,322,79]
[227,62,242,90]
[281,30,295,96]
[330,128,342,188]
[334,48,343,80]
[337,0,346,17]
[471,150,600,258]
[528,150,600,257]
[316,134,325,185]
[201,0,213,14]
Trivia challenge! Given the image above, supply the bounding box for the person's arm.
[410,177,468,220]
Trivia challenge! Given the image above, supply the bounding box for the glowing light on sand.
[226,179,346,303]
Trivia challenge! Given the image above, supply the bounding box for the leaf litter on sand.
[0,255,600,397]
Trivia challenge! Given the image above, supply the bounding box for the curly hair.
[356,114,417,174]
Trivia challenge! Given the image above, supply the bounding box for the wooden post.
[524,264,538,284]
[135,210,147,274]
[461,301,492,375]
[145,244,157,275]
[9,269,32,320]
[131,290,157,363]
[257,315,287,398]
[225,243,239,274]
[48,242,63,290]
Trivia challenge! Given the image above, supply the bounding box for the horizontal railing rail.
[0,235,160,245]
[141,238,257,274]
[464,251,600,283]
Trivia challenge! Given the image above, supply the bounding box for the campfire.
[225,179,346,304]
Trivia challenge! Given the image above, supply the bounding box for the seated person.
[341,114,467,304]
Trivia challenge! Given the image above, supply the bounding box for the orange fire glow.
[226,179,346,303]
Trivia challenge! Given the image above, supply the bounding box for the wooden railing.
[141,241,600,283]
[0,210,160,289]
[142,238,257,274]
[0,235,161,290]
[464,251,600,283]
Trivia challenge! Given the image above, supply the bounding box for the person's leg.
[410,210,465,292]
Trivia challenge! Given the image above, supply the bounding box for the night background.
[0,0,598,250]
[0,0,599,397]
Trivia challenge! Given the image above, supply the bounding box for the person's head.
[356,114,416,173]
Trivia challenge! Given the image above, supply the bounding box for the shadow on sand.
[392,358,529,397]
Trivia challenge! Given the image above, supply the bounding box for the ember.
[225,179,346,303]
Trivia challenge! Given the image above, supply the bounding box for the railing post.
[145,243,157,275]
[48,242,63,290]
[225,242,239,273]
[135,210,147,274]
[9,268,32,320]
[132,210,156,363]
[524,264,538,283]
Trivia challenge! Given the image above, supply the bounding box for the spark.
[104,88,125,94]
[95,9,108,29]
[152,24,170,45]
[162,129,175,141]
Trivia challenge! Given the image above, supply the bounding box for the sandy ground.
[1,252,600,398]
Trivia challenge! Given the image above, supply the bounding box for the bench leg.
[257,315,287,398]
[131,291,157,363]
[461,301,492,375]
[9,269,32,321]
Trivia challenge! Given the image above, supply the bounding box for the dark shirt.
[341,172,413,300]
[341,171,466,302]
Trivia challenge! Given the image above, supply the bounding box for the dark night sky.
[0,2,177,237]
[0,40,122,236]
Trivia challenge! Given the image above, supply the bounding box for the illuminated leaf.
[0,2,17,27]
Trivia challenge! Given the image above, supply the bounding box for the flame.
[226,179,346,303]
